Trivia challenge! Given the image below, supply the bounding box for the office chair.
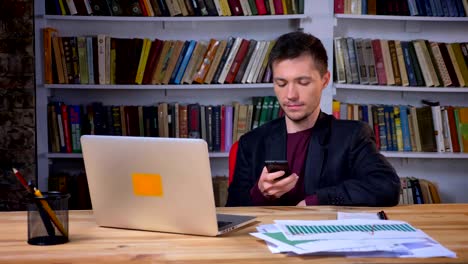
[228,141,239,186]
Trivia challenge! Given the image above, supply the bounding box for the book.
[354,38,368,84]
[451,43,468,87]
[395,40,409,86]
[346,37,360,84]
[431,105,445,152]
[234,39,257,83]
[204,40,228,84]
[225,39,250,83]
[372,39,387,85]
[217,37,243,84]
[193,39,220,84]
[416,106,437,152]
[441,107,453,152]
[43,28,58,84]
[151,40,173,84]
[413,40,440,87]
[256,40,274,83]
[459,107,468,153]
[446,106,461,152]
[212,37,235,84]
[161,40,185,84]
[381,40,395,85]
[173,40,197,84]
[430,42,452,87]
[182,41,208,84]
[241,40,263,83]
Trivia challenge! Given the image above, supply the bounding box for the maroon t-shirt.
[250,128,319,206]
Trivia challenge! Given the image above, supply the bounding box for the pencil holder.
[27,192,70,245]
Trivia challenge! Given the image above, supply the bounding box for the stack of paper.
[251,219,456,258]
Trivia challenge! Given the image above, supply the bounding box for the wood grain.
[0,204,467,264]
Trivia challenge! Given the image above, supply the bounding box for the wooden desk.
[0,204,467,264]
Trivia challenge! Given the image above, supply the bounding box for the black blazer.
[226,112,401,207]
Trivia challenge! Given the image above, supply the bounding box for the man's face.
[272,54,330,125]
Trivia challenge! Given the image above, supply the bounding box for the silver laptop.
[80,135,255,236]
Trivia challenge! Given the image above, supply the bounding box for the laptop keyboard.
[217,221,232,229]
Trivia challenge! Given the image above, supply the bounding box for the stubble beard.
[285,111,313,124]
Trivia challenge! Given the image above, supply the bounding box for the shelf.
[43,14,307,22]
[43,83,273,90]
[335,14,468,22]
[47,152,229,158]
[381,151,468,159]
[334,83,468,93]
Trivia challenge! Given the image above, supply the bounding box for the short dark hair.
[268,31,328,76]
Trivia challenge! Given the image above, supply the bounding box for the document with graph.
[250,219,456,258]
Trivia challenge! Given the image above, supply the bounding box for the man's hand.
[258,166,299,199]
[296,200,306,206]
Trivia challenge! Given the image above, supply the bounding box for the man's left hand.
[297,200,306,206]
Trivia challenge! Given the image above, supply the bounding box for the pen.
[377,210,388,220]
[13,168,55,236]
[12,168,68,238]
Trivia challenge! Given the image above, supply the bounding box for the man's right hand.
[258,166,299,199]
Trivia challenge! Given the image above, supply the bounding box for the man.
[226,31,400,207]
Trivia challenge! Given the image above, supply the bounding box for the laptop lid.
[81,135,226,236]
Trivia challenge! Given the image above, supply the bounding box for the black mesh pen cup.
[27,192,70,245]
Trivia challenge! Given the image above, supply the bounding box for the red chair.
[228,141,239,186]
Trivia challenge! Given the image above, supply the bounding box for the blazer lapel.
[304,112,331,195]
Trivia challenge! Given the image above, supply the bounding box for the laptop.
[80,135,255,236]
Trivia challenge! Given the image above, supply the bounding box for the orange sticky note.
[132,173,163,197]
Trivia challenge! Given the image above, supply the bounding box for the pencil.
[28,181,55,237]
[12,168,68,238]
[32,187,69,238]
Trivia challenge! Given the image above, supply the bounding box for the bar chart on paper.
[275,219,425,241]
[251,219,456,257]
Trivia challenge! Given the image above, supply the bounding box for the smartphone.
[264,160,291,181]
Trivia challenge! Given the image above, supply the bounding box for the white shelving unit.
[335,14,468,22]
[34,2,335,191]
[333,15,468,203]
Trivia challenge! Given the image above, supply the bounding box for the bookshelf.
[333,10,468,202]
[34,2,335,191]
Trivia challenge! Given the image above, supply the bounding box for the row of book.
[335,0,468,17]
[48,169,228,209]
[47,171,440,209]
[398,177,441,205]
[47,0,304,17]
[47,96,283,153]
[43,28,276,86]
[48,170,92,210]
[332,101,468,153]
[212,176,228,207]
[334,37,468,87]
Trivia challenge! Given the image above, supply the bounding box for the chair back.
[228,141,239,186]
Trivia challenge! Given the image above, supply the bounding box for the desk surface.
[0,204,467,264]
